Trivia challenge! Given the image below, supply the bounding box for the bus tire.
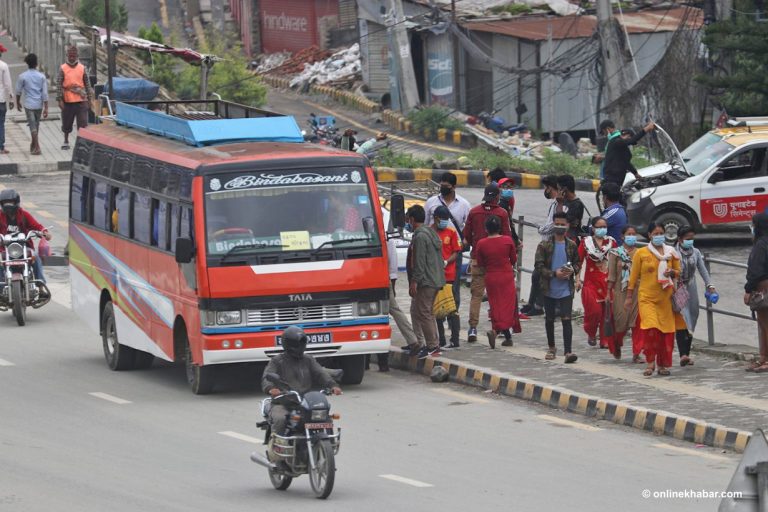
[339,355,366,385]
[653,211,692,239]
[185,341,215,395]
[101,302,136,371]
[134,351,154,370]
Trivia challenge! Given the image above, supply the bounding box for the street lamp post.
[105,0,114,102]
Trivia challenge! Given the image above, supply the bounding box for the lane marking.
[36,210,55,219]
[56,220,68,229]
[89,392,132,405]
[537,414,602,431]
[0,358,15,366]
[652,443,733,462]
[379,474,434,488]
[218,431,265,445]
[431,388,490,404]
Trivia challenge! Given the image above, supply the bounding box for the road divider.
[88,392,131,404]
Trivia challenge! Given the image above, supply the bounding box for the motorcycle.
[0,230,50,326]
[250,372,341,499]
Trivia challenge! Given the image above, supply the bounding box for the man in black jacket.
[597,119,655,187]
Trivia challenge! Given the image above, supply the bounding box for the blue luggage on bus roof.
[114,102,304,147]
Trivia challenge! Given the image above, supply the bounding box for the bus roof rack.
[114,100,304,147]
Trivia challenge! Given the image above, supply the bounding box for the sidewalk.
[0,32,73,175]
[386,278,768,452]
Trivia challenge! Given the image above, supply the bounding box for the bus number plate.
[276,332,333,346]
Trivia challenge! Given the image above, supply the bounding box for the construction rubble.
[287,44,363,89]
[466,122,598,160]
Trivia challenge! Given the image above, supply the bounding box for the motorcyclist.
[262,326,342,435]
[0,189,51,298]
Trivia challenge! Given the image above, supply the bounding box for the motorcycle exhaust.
[250,451,277,470]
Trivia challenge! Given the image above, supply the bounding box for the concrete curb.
[373,167,601,192]
[0,160,71,175]
[388,350,752,453]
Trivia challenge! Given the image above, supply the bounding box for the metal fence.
[513,215,756,347]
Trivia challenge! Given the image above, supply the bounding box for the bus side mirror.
[390,194,406,230]
[709,170,725,184]
[175,237,194,264]
[362,216,375,237]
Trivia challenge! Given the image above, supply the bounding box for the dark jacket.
[262,353,336,395]
[563,196,586,242]
[603,130,647,185]
[408,225,446,289]
[463,202,512,257]
[745,213,768,293]
[534,238,581,296]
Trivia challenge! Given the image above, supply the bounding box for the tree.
[77,0,129,32]
[697,0,768,115]
[136,22,178,91]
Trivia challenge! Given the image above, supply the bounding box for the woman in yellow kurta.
[625,223,681,377]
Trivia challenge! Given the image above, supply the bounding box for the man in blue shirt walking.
[600,183,628,244]
[15,53,48,155]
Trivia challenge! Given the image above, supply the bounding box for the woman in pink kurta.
[476,215,519,348]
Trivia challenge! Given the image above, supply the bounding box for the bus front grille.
[246,304,355,326]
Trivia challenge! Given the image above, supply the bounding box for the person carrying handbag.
[745,213,768,373]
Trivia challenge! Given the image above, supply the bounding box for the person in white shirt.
[424,172,471,316]
[0,44,15,154]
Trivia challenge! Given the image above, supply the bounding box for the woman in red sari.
[476,215,520,349]
[577,216,617,348]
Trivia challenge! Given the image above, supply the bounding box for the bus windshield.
[204,168,379,259]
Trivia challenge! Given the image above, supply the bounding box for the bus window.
[134,192,152,244]
[72,139,93,171]
[116,188,132,237]
[93,181,110,230]
[170,204,181,252]
[181,206,193,242]
[91,145,113,176]
[153,200,171,250]
[70,174,90,222]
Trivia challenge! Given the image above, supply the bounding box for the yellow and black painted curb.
[388,350,752,453]
[380,109,475,148]
[373,167,601,193]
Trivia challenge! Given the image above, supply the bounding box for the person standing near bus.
[56,45,93,150]
[15,53,48,155]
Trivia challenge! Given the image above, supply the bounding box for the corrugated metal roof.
[462,6,703,41]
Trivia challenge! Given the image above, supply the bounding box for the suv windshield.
[679,132,735,176]
[204,168,379,260]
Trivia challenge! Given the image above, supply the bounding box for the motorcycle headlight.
[630,187,656,204]
[311,410,329,421]
[7,242,23,259]
[356,301,380,316]
[216,310,242,325]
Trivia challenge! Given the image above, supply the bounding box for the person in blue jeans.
[15,53,49,155]
[0,43,14,154]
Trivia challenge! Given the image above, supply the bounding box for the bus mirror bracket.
[175,238,194,264]
[390,194,406,230]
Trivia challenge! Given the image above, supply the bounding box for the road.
[125,0,189,45]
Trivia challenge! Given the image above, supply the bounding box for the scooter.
[251,372,341,499]
[0,231,50,326]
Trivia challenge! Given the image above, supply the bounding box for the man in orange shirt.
[56,46,93,150]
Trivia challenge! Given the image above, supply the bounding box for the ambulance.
[623,118,768,237]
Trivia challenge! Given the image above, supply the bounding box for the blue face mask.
[437,220,450,230]
[501,189,514,199]
[624,235,637,247]
[681,239,694,249]
[652,235,666,247]
[594,227,608,238]
[404,223,413,233]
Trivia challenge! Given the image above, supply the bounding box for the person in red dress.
[577,216,617,348]
[475,215,519,348]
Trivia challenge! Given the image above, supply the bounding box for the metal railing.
[512,215,756,346]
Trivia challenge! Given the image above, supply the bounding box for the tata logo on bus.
[222,173,352,190]
[263,12,309,32]
[289,294,313,302]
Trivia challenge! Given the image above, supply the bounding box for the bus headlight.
[356,301,380,316]
[216,310,242,325]
[631,187,656,203]
[7,242,23,259]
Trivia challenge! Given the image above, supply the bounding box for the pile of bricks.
[269,46,332,75]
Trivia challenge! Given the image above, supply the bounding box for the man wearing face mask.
[0,189,51,298]
[262,326,342,435]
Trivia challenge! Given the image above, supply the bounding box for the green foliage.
[463,147,599,178]
[489,3,533,15]
[406,106,465,133]
[77,0,129,32]
[697,0,768,115]
[375,148,432,169]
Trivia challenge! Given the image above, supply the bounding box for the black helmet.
[282,326,307,359]
[0,189,20,218]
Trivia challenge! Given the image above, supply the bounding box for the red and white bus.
[68,101,393,393]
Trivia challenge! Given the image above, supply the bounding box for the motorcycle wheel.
[11,280,26,326]
[268,462,292,491]
[308,439,335,499]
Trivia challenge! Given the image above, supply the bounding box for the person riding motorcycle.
[0,189,51,298]
[262,326,342,435]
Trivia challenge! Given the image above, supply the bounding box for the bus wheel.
[654,211,691,240]
[339,355,366,385]
[184,341,215,395]
[101,302,136,371]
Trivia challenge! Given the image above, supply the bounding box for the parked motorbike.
[477,110,527,134]
[307,113,339,145]
[250,372,341,499]
[0,231,50,326]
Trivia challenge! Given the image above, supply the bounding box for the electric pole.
[105,0,114,102]
[389,0,420,112]
[596,0,634,122]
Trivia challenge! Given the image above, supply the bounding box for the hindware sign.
[262,11,309,32]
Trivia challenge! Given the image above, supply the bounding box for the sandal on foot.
[746,360,766,372]
[643,365,655,377]
[587,338,597,347]
[613,348,621,360]
[680,356,690,367]
[657,368,671,376]
[632,354,643,364]
[545,349,556,360]
[61,144,70,150]
[754,363,768,373]
[564,353,578,364]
